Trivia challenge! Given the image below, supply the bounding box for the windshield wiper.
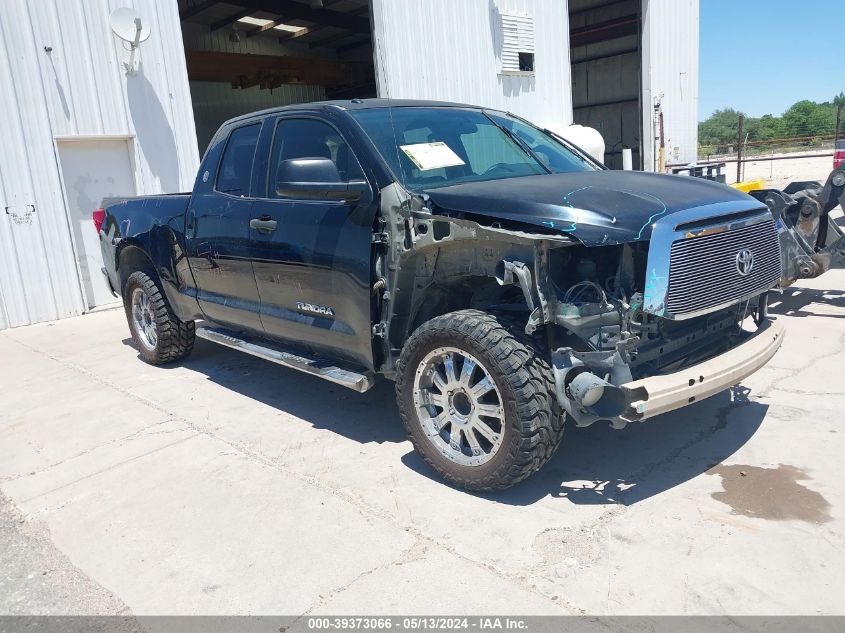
[482,112,551,174]
[542,128,603,169]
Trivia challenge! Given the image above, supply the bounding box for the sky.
[699,0,841,121]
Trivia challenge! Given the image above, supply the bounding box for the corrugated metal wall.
[370,0,573,130]
[641,0,699,169]
[0,0,198,329]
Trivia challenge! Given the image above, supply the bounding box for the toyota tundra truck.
[95,99,785,491]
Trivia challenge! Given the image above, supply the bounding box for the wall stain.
[707,464,831,523]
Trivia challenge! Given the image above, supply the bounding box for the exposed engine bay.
[374,183,781,430]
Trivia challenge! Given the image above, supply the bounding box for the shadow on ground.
[125,338,768,506]
[122,337,406,445]
[768,286,845,318]
[403,385,767,507]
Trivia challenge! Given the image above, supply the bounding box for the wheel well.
[117,244,158,297]
[409,277,529,333]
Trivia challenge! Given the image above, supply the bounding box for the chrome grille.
[665,219,780,317]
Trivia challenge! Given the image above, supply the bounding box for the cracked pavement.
[1,272,844,615]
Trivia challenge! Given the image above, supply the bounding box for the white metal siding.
[370,0,573,130]
[641,0,699,169]
[0,0,199,329]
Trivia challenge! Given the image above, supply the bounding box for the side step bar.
[195,326,375,393]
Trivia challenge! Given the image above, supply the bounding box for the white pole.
[622,148,633,171]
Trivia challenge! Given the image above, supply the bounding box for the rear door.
[185,122,264,332]
[249,114,377,369]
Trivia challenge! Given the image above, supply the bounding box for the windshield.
[350,107,595,191]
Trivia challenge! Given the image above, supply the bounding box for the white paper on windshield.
[400,142,465,171]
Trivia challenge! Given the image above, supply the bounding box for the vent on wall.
[500,12,535,74]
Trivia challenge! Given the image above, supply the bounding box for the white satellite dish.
[109,7,151,44]
[109,7,151,74]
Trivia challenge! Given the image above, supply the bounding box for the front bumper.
[619,319,785,422]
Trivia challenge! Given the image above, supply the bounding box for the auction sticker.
[400,142,465,171]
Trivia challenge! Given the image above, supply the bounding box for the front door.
[249,115,377,370]
[185,122,263,333]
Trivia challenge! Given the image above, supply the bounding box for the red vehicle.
[835,139,845,169]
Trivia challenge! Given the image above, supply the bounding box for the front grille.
[665,219,780,317]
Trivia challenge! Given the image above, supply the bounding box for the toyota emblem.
[735,249,754,276]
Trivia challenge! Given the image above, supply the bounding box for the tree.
[698,108,745,147]
[699,98,840,148]
[746,114,783,142]
[834,92,845,140]
[780,100,835,138]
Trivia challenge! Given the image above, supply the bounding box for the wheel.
[123,270,195,365]
[396,310,565,491]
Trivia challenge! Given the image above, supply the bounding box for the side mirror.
[275,157,367,201]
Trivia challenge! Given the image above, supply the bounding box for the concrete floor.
[1,273,844,616]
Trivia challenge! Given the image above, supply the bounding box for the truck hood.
[424,171,763,246]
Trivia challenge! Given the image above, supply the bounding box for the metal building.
[0,0,699,330]
[0,0,199,330]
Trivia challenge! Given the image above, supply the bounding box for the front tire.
[396,310,565,491]
[123,271,195,365]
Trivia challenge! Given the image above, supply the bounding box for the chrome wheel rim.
[131,288,157,351]
[413,347,505,466]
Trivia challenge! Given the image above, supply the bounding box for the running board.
[195,326,375,393]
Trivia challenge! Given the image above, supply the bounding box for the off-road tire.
[123,271,195,365]
[396,310,565,491]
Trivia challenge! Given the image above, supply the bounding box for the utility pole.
[736,114,745,184]
[658,110,666,173]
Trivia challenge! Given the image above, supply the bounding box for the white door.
[57,139,136,309]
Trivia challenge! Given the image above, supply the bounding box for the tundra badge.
[296,302,335,317]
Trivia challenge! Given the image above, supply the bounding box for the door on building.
[56,139,136,309]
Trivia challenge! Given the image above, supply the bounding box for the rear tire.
[396,310,565,491]
[123,271,195,365]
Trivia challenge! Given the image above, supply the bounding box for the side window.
[267,118,363,199]
[216,123,261,197]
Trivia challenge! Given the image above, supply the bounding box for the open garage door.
[178,0,376,153]
[569,0,642,170]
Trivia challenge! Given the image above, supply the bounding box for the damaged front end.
[531,204,784,429]
[373,184,785,430]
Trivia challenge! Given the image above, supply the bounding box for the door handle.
[250,216,277,234]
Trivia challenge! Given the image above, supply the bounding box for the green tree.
[746,114,783,142]
[780,100,836,137]
[698,108,745,147]
[699,98,840,149]
[834,92,845,140]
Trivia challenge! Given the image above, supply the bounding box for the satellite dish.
[109,7,151,45]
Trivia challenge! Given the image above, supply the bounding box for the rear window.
[216,123,261,197]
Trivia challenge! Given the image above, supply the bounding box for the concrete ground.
[2,273,845,616]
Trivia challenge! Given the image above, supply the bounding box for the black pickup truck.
[97,99,785,491]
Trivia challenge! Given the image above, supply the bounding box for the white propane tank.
[547,124,606,164]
